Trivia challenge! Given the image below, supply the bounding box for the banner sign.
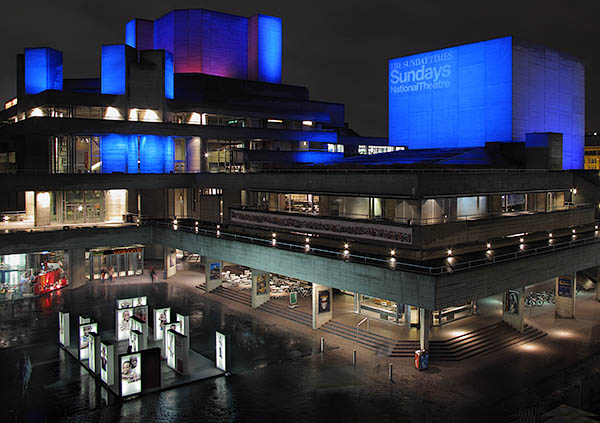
[558,276,573,298]
[231,209,412,245]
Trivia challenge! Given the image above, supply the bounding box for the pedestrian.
[149,266,156,283]
[108,266,114,282]
[100,268,106,282]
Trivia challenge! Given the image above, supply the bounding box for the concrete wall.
[68,248,86,289]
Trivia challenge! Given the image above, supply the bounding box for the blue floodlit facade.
[101,45,127,95]
[24,48,63,95]
[389,36,585,169]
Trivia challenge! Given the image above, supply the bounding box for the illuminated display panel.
[24,48,63,94]
[389,36,584,169]
[125,20,136,48]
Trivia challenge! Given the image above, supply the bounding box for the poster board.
[79,315,92,325]
[89,332,101,373]
[79,321,97,361]
[130,330,141,353]
[119,352,142,397]
[100,342,114,385]
[59,311,70,347]
[116,308,134,341]
[117,296,147,310]
[130,317,148,350]
[215,331,230,372]
[176,313,189,336]
[162,321,182,358]
[167,329,189,375]
[153,307,171,341]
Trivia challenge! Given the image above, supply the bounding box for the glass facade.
[87,246,144,280]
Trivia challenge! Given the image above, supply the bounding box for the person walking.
[100,268,106,282]
[149,266,157,283]
[108,266,114,283]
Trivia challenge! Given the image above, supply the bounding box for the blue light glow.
[389,36,584,169]
[101,134,128,173]
[101,45,126,95]
[24,48,63,94]
[125,20,136,48]
[293,151,343,164]
[127,135,138,173]
[257,15,282,83]
[165,51,174,100]
[139,135,174,173]
[389,37,512,149]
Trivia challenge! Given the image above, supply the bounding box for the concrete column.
[34,192,51,226]
[105,189,127,222]
[556,274,576,318]
[502,287,525,333]
[25,191,34,222]
[354,292,360,313]
[186,137,201,173]
[312,283,333,329]
[596,267,600,301]
[204,258,222,292]
[419,308,431,351]
[164,247,177,279]
[251,269,270,308]
[68,248,86,289]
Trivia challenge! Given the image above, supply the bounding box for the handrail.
[357,317,370,341]
[145,219,600,277]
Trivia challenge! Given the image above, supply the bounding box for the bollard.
[389,363,393,380]
[352,350,357,366]
[320,337,324,353]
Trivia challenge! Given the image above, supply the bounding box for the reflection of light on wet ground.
[518,343,543,353]
[550,329,580,339]
[446,330,468,338]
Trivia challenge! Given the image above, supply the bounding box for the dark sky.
[1,0,598,137]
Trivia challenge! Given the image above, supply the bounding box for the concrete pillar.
[502,288,525,333]
[251,269,270,308]
[25,191,34,222]
[312,283,333,329]
[596,267,600,301]
[105,189,127,222]
[354,292,360,313]
[164,247,177,279]
[204,258,222,292]
[419,308,431,351]
[556,274,576,318]
[34,191,51,226]
[68,248,86,289]
[186,137,201,173]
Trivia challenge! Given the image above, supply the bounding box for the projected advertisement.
[388,37,513,149]
[120,353,141,396]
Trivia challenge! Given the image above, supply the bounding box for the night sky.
[1,0,598,137]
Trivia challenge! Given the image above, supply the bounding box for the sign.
[231,209,412,245]
[120,353,142,396]
[162,321,182,358]
[256,273,268,295]
[558,276,573,298]
[79,322,97,360]
[116,308,134,341]
[216,331,227,372]
[166,330,176,369]
[176,313,189,336]
[318,290,331,314]
[209,262,221,281]
[117,296,147,310]
[289,292,298,306]
[100,342,114,385]
[89,332,100,372]
[59,311,70,347]
[504,290,520,314]
[154,307,171,341]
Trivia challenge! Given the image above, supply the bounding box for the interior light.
[104,107,122,120]
[77,205,83,212]
[188,112,201,125]
[128,109,138,121]
[519,237,524,243]
[572,228,576,234]
[30,108,44,117]
[486,242,491,249]
[344,243,349,249]
[305,237,310,243]
[447,249,452,256]
[302,120,314,126]
[390,249,396,256]
[272,232,277,238]
[204,153,209,158]
[549,232,553,238]
[201,113,208,125]
[267,119,283,123]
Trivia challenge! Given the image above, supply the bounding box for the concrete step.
[320,321,398,352]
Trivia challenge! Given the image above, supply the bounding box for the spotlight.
[486,242,491,249]
[447,249,453,256]
[390,249,396,256]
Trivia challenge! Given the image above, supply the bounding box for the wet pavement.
[3,276,600,422]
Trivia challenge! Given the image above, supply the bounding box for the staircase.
[208,286,547,361]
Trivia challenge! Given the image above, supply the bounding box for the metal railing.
[356,317,370,341]
[145,219,600,276]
